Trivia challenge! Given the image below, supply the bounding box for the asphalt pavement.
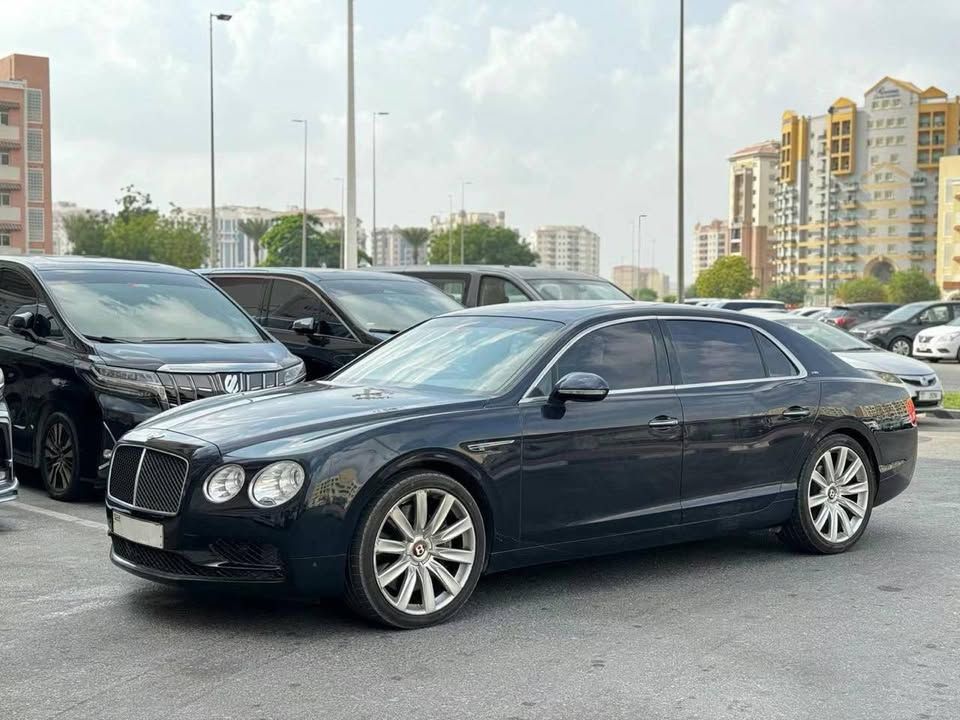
[1,420,958,720]
[925,358,960,391]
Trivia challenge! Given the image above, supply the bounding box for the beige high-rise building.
[936,155,960,298]
[611,265,669,298]
[528,225,600,275]
[729,140,779,291]
[692,219,729,281]
[430,210,506,234]
[774,76,959,302]
[0,54,52,255]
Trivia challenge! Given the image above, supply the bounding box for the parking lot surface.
[1,420,958,720]
[929,359,960,391]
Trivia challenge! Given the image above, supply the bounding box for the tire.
[39,411,85,501]
[889,337,912,356]
[345,471,486,629]
[927,358,940,363]
[779,434,875,554]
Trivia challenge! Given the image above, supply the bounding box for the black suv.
[202,268,462,379]
[821,303,899,331]
[0,257,305,500]
[850,301,960,355]
[380,265,632,305]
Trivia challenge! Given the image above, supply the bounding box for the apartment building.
[936,155,960,297]
[729,141,779,291]
[0,54,52,255]
[774,77,958,300]
[429,210,506,234]
[611,265,670,298]
[692,219,729,281]
[528,225,600,275]
[369,226,430,266]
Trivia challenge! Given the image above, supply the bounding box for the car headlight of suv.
[203,464,246,503]
[281,359,306,386]
[88,363,166,399]
[869,370,905,386]
[249,461,305,508]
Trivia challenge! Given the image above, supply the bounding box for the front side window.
[478,276,530,306]
[334,315,562,396]
[0,268,37,325]
[918,305,950,324]
[42,269,265,343]
[533,321,660,396]
[666,320,766,384]
[265,279,326,330]
[527,278,631,301]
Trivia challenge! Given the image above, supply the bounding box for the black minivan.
[202,268,462,379]
[0,257,305,500]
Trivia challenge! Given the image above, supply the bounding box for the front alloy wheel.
[347,472,486,628]
[40,412,84,501]
[890,337,912,356]
[779,435,875,554]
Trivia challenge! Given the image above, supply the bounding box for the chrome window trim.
[106,443,190,517]
[519,314,808,403]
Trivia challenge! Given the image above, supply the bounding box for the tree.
[260,214,370,267]
[633,287,658,301]
[427,224,538,266]
[238,217,273,266]
[694,256,757,299]
[400,227,431,265]
[835,277,888,303]
[64,211,109,256]
[662,294,677,303]
[766,280,807,306]
[887,269,940,304]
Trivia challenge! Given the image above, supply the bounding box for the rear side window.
[666,320,765,384]
[0,268,37,325]
[478,276,530,306]
[211,277,267,318]
[416,275,468,304]
[756,333,798,377]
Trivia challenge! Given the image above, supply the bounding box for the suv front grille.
[108,445,188,515]
[157,371,283,407]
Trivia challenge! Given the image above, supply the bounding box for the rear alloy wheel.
[779,435,875,554]
[889,337,912,356]
[346,472,486,629]
[40,412,84,501]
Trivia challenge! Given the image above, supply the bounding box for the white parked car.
[913,317,960,363]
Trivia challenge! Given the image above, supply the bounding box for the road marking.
[9,501,108,531]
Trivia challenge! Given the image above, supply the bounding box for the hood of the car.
[835,349,934,377]
[137,381,478,454]
[849,320,891,333]
[916,324,960,339]
[92,340,296,372]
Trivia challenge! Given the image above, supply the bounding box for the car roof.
[199,267,428,284]
[831,302,898,309]
[378,265,612,281]
[2,255,195,275]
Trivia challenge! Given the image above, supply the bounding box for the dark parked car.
[706,299,786,312]
[202,268,462,379]
[107,301,916,628]
[0,369,16,504]
[850,301,960,356]
[822,303,899,331]
[0,257,305,501]
[381,265,632,305]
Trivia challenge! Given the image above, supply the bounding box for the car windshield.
[777,318,874,352]
[526,278,631,301]
[333,315,562,396]
[43,270,264,343]
[879,302,926,323]
[321,278,462,334]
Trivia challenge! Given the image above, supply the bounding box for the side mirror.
[8,311,34,335]
[292,317,317,335]
[550,372,609,403]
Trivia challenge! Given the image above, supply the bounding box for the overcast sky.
[4,0,960,281]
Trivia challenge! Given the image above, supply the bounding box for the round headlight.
[249,461,305,508]
[203,465,246,503]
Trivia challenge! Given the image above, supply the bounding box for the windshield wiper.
[838,347,873,352]
[140,337,246,344]
[367,328,401,335]
[84,335,131,344]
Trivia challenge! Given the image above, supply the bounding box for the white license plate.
[112,512,164,549]
[918,390,941,402]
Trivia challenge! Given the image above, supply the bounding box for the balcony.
[909,212,927,223]
[908,229,926,240]
[0,125,20,145]
[0,165,20,185]
[841,215,858,227]
[911,175,928,186]
[0,205,22,231]
[909,249,927,258]
[841,199,858,210]
[911,196,927,206]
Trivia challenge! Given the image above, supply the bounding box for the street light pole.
[292,119,308,267]
[676,0,685,302]
[447,193,454,264]
[638,213,647,297]
[371,111,389,263]
[334,177,345,266]
[208,12,232,268]
[460,180,471,264]
[344,0,358,269]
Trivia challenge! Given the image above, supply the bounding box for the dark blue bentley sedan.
[106,301,918,628]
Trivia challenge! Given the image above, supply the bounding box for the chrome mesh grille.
[157,371,283,407]
[107,446,188,515]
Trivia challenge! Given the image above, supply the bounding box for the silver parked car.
[0,369,17,504]
[775,316,943,411]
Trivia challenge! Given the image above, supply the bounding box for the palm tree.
[400,227,431,265]
[238,218,273,266]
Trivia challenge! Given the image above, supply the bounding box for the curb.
[926,408,960,420]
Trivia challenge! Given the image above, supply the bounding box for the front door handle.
[782,406,811,419]
[648,416,680,428]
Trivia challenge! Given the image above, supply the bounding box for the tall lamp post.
[292,119,308,267]
[344,0,358,269]
[676,0,685,301]
[460,180,472,264]
[447,193,454,264]
[208,11,232,268]
[334,177,345,266]
[638,213,647,298]
[371,111,389,259]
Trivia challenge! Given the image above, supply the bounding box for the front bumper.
[900,377,944,410]
[913,338,960,361]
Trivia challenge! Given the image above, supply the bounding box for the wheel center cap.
[410,539,430,559]
[827,485,839,502]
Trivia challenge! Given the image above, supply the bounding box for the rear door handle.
[648,416,680,428]
[782,406,811,419]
